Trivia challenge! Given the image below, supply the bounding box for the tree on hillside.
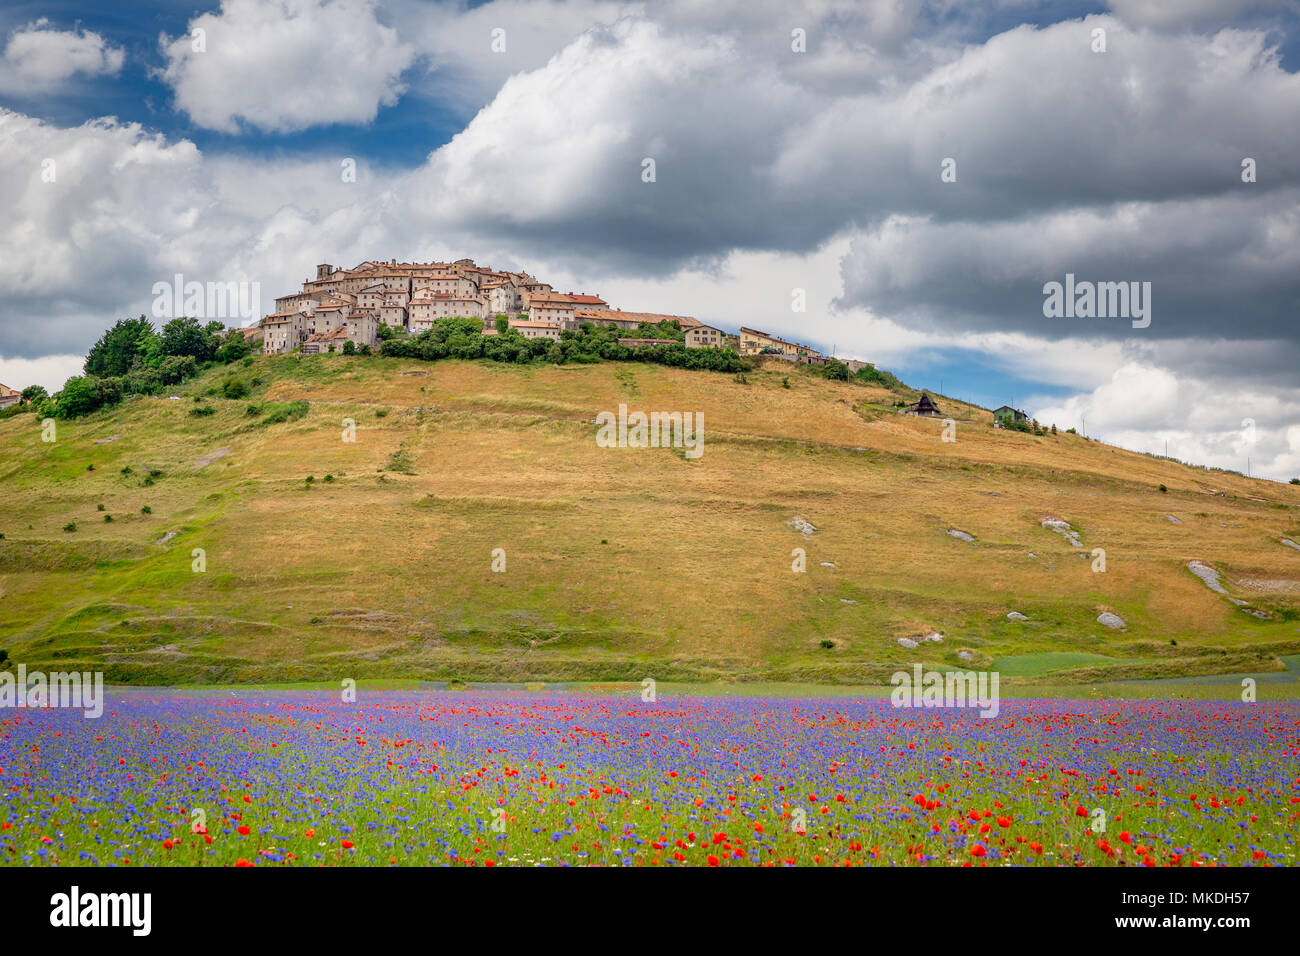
[214,328,252,364]
[159,317,216,362]
[21,384,47,403]
[54,376,101,418]
[822,359,850,381]
[157,354,197,385]
[85,316,156,378]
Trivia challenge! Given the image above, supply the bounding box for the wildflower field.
[2,690,1297,867]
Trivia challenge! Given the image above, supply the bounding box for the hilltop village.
[249,257,858,369]
[0,257,1037,429]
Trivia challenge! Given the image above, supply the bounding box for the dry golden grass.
[1,353,1297,684]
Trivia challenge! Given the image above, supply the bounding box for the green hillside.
[2,352,1299,686]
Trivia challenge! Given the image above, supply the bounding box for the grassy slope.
[2,352,1299,685]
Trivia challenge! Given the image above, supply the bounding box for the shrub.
[822,359,850,381]
[820,640,835,649]
[215,338,252,364]
[1291,478,1300,485]
[261,401,309,424]
[1158,484,1168,493]
[221,378,249,399]
[189,405,216,417]
[103,514,113,522]
[120,466,132,475]
[854,363,905,390]
[141,506,152,514]
[383,448,416,475]
[54,376,102,418]
[63,522,77,532]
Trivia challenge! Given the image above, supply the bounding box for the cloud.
[836,191,1300,355]
[1104,0,1295,29]
[2,2,1298,480]
[0,108,384,360]
[159,0,416,133]
[0,20,125,92]
[387,0,634,114]
[1031,359,1300,480]
[395,15,1300,281]
[402,18,817,269]
[0,353,84,396]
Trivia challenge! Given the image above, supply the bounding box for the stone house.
[685,324,725,348]
[524,292,608,327]
[508,319,562,341]
[263,311,306,354]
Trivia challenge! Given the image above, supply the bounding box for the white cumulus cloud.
[0,20,125,92]
[159,0,416,133]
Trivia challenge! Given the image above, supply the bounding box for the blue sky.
[1,0,1299,477]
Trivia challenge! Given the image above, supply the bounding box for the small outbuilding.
[901,393,943,417]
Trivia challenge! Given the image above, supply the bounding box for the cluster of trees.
[24,316,252,419]
[819,358,906,390]
[380,317,749,373]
